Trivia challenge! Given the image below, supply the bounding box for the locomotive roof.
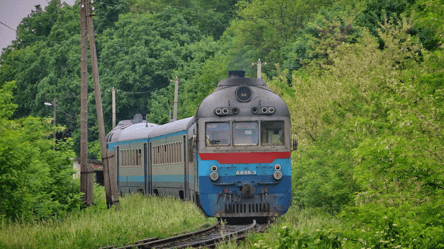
[195,77,290,119]
[148,116,195,139]
[216,77,270,88]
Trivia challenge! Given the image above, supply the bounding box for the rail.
[102,219,270,249]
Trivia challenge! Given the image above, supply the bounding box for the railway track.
[102,219,270,249]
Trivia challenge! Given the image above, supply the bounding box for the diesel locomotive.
[106,71,295,218]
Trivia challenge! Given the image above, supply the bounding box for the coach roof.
[148,116,195,139]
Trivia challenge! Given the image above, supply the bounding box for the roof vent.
[132,113,144,123]
[228,71,245,78]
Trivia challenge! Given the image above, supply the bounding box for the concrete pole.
[252,58,267,79]
[86,0,119,209]
[112,87,116,129]
[79,0,91,207]
[52,98,56,149]
[173,77,178,121]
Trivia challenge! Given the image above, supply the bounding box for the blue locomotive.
[106,71,295,218]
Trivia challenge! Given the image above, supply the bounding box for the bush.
[0,81,82,221]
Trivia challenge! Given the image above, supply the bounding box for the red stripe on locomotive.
[199,152,290,164]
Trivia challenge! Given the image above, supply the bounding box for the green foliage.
[249,208,344,249]
[231,0,334,64]
[339,203,444,248]
[282,3,361,71]
[355,0,413,48]
[291,130,360,212]
[99,7,202,121]
[272,11,443,247]
[0,81,81,221]
[410,0,444,50]
[127,0,239,39]
[254,224,343,249]
[176,34,233,118]
[92,0,130,34]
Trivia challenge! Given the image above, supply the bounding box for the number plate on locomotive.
[236,171,256,175]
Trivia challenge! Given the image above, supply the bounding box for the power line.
[0,21,16,31]
[113,80,173,94]
[95,2,238,17]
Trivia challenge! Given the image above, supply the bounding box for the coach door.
[143,143,148,196]
[183,136,188,200]
[116,146,120,194]
[148,142,153,195]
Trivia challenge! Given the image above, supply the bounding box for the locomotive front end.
[196,71,292,218]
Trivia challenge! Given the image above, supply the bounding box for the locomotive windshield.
[206,123,230,146]
[261,121,284,145]
[233,122,259,145]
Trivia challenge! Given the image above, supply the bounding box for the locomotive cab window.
[261,121,284,146]
[233,122,258,146]
[206,123,230,146]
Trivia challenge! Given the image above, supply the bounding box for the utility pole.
[107,87,117,128]
[52,98,56,142]
[79,0,93,207]
[112,87,116,129]
[44,98,57,150]
[252,58,267,79]
[173,77,179,121]
[85,0,119,209]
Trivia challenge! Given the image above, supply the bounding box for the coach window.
[124,150,127,167]
[123,150,128,167]
[233,122,258,146]
[206,123,230,146]
[261,121,285,146]
[169,144,172,164]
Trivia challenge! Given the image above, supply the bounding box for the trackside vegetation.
[0,189,216,248]
[1,0,443,248]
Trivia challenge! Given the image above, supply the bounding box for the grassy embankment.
[0,185,216,248]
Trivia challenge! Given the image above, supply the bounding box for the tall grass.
[0,182,340,249]
[0,189,216,248]
[217,207,344,249]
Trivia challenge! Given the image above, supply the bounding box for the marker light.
[211,165,217,172]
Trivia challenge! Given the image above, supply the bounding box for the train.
[106,71,296,218]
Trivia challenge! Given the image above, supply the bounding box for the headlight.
[210,172,219,181]
[273,171,282,180]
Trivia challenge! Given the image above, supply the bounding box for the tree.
[0,81,81,221]
[355,0,413,48]
[127,0,239,39]
[14,0,64,49]
[92,0,129,34]
[230,0,334,64]
[99,7,202,123]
